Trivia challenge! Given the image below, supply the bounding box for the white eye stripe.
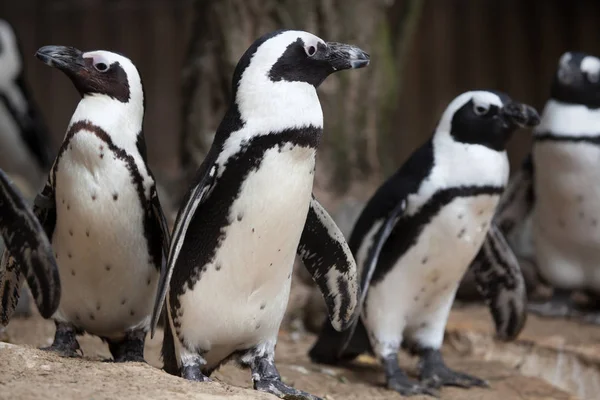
[473,102,490,116]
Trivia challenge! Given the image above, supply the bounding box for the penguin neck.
[431,130,509,187]
[535,99,600,137]
[235,77,324,135]
[68,94,143,148]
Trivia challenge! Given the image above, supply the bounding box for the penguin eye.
[306,45,316,57]
[94,62,109,73]
[473,103,490,116]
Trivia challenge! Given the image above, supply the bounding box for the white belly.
[177,145,315,368]
[364,195,498,351]
[52,133,158,339]
[532,142,600,291]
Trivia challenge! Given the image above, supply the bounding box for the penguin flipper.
[150,163,217,337]
[297,195,359,332]
[151,186,171,268]
[336,198,408,356]
[472,222,527,341]
[0,169,60,324]
[494,153,535,236]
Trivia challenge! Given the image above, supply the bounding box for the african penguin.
[151,29,368,400]
[0,45,170,362]
[0,167,60,325]
[0,19,54,187]
[495,51,600,320]
[309,90,539,397]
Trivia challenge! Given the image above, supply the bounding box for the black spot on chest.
[51,121,163,271]
[369,185,503,286]
[169,127,320,328]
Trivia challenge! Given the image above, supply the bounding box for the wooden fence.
[3,0,600,178]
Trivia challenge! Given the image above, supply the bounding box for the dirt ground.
[0,305,580,400]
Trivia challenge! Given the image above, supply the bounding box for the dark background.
[4,0,600,204]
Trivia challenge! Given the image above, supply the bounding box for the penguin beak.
[500,102,540,129]
[324,42,370,70]
[35,45,85,73]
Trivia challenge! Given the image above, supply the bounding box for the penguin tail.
[308,318,371,365]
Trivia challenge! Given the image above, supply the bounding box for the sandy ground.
[0,306,577,400]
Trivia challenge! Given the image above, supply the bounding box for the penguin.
[309,90,539,397]
[0,19,54,187]
[0,45,170,362]
[493,52,600,320]
[0,167,60,324]
[151,29,368,400]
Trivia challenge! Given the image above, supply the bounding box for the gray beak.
[35,45,85,72]
[325,42,370,70]
[500,102,540,128]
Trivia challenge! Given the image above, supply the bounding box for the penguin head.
[0,19,23,85]
[436,90,540,151]
[551,51,600,108]
[232,29,369,95]
[34,45,143,108]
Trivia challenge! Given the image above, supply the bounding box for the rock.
[447,305,600,400]
[0,342,272,400]
[0,310,577,400]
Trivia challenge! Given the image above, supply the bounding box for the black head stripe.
[450,99,508,151]
[231,29,288,96]
[550,52,600,108]
[217,30,289,142]
[74,60,130,103]
[269,38,333,87]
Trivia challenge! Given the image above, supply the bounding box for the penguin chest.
[364,194,499,335]
[51,133,157,338]
[176,145,315,362]
[532,141,600,288]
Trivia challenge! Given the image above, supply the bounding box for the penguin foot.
[528,289,578,318]
[528,301,577,318]
[419,349,488,390]
[107,329,146,363]
[246,345,321,400]
[254,378,322,400]
[181,364,212,382]
[578,312,600,325]
[41,321,82,358]
[383,354,438,397]
[387,372,439,397]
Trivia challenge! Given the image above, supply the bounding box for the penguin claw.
[254,379,322,400]
[527,301,576,318]
[418,348,488,391]
[388,374,439,397]
[41,344,82,359]
[420,365,488,390]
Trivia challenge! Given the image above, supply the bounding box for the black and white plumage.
[154,30,368,400]
[0,19,53,187]
[495,52,600,320]
[0,45,169,362]
[0,168,60,324]
[309,90,539,397]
